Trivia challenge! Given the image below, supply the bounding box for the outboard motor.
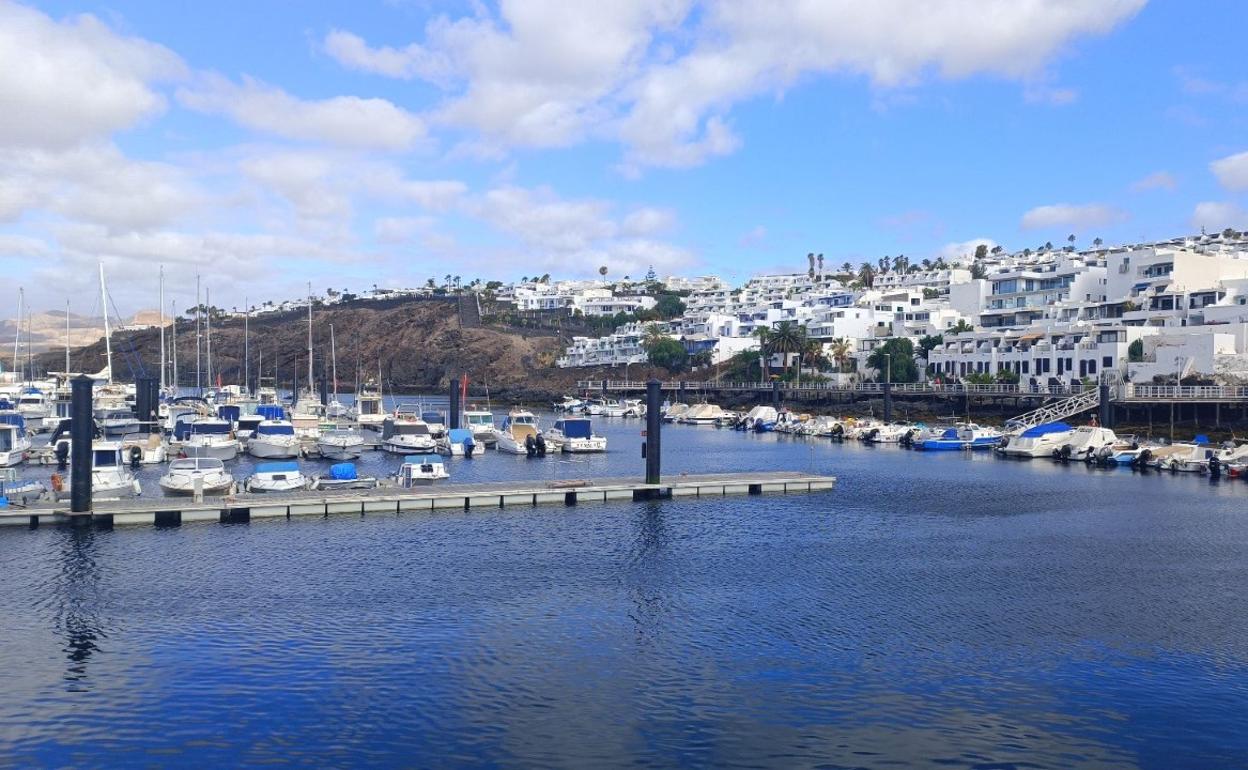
[525,434,537,458]
[899,429,913,448]
[129,445,143,468]
[464,438,475,459]
[1054,444,1073,463]
[55,440,70,468]
[535,434,547,457]
[864,428,879,444]
[830,424,844,443]
[1208,456,1222,479]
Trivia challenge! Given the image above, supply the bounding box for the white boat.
[861,423,913,444]
[118,432,167,465]
[738,406,778,432]
[181,417,239,461]
[553,396,583,413]
[1161,439,1217,473]
[462,408,497,446]
[493,410,549,456]
[309,463,378,491]
[680,403,726,425]
[419,410,447,438]
[0,467,47,506]
[663,402,689,422]
[97,406,140,438]
[958,424,1003,449]
[382,414,437,454]
[621,399,645,418]
[14,389,53,432]
[235,414,265,442]
[393,454,449,486]
[354,382,386,432]
[437,428,478,457]
[247,420,302,459]
[1051,426,1117,461]
[0,415,33,466]
[54,442,142,500]
[317,428,366,461]
[244,461,307,493]
[998,422,1074,458]
[159,457,235,496]
[547,417,607,453]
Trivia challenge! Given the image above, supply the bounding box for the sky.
[1,0,1247,316]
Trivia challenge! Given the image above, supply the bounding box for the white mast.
[244,296,250,395]
[65,299,70,375]
[195,274,201,394]
[171,300,178,392]
[206,287,213,389]
[99,262,113,385]
[12,288,21,377]
[158,265,166,392]
[306,282,314,394]
[330,323,338,402]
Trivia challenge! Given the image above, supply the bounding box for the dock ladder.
[1006,388,1101,429]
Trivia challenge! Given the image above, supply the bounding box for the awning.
[1017,333,1044,342]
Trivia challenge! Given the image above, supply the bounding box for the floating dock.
[0,472,837,529]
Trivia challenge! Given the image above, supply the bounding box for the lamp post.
[882,353,891,384]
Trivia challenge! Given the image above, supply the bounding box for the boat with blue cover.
[998,422,1072,458]
[546,417,606,453]
[310,462,378,491]
[438,428,477,457]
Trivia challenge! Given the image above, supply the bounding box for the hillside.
[31,298,667,401]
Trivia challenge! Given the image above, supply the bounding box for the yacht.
[493,410,548,456]
[55,442,142,499]
[393,454,449,486]
[159,457,235,496]
[309,463,378,491]
[462,408,497,447]
[247,420,302,459]
[235,414,265,442]
[244,462,307,493]
[1051,426,1117,462]
[383,413,437,454]
[317,428,367,461]
[997,422,1073,458]
[437,428,477,457]
[182,416,239,461]
[15,389,53,432]
[354,382,386,432]
[546,417,607,453]
[0,415,32,467]
[97,407,140,438]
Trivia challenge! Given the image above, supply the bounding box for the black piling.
[449,376,461,430]
[645,379,661,485]
[1099,384,1113,429]
[147,378,160,432]
[319,375,329,406]
[69,374,93,513]
[679,380,687,403]
[135,376,157,434]
[602,379,609,396]
[771,380,780,410]
[883,382,893,422]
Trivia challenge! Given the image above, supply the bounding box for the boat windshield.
[396,423,430,435]
[93,449,120,467]
[257,423,295,436]
[358,398,380,415]
[465,413,493,426]
[18,396,44,405]
[512,415,535,425]
[192,421,230,435]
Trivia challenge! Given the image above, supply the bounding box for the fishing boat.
[547,417,607,453]
[437,428,477,457]
[462,408,497,447]
[247,420,302,459]
[861,423,914,444]
[53,442,142,499]
[997,422,1073,458]
[393,454,449,486]
[244,461,307,493]
[1051,426,1117,462]
[382,412,437,454]
[181,416,238,461]
[959,424,1003,449]
[354,380,386,432]
[0,414,32,467]
[317,428,367,461]
[493,410,548,456]
[309,463,378,491]
[159,457,235,496]
[916,427,968,451]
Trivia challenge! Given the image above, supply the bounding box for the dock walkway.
[0,472,837,529]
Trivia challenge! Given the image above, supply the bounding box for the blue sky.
[2,0,1247,313]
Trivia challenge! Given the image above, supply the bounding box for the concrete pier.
[0,472,836,529]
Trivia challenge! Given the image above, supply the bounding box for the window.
[1088,360,1097,374]
[1102,356,1112,368]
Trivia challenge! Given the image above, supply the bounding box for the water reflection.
[53,525,106,690]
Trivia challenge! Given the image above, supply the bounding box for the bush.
[1128,339,1143,363]
[646,338,689,372]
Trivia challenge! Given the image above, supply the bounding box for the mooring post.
[883,382,893,422]
[147,378,160,432]
[1099,383,1113,429]
[135,376,157,433]
[771,379,780,410]
[602,379,608,396]
[70,374,93,513]
[645,379,661,485]
[449,375,461,430]
[679,380,687,403]
[319,374,329,406]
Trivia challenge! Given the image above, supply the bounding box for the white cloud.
[938,237,997,264]
[1210,151,1248,192]
[1130,171,1177,192]
[177,74,426,150]
[373,216,435,244]
[620,207,676,236]
[1191,202,1247,231]
[1020,203,1127,231]
[0,2,185,149]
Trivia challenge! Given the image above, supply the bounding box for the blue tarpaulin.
[255,462,299,473]
[329,463,358,481]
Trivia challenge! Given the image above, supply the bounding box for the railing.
[1128,385,1248,400]
[573,380,1090,396]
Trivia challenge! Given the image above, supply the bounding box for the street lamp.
[882,353,891,384]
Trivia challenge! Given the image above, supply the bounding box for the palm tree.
[877,256,890,274]
[840,261,853,276]
[827,337,852,373]
[769,321,805,379]
[858,262,876,288]
[817,253,824,276]
[991,245,1003,256]
[1093,237,1103,248]
[642,323,666,351]
[1067,234,1076,249]
[752,326,774,380]
[921,258,932,270]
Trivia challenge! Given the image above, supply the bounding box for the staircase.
[1006,388,1101,429]
[457,293,481,328]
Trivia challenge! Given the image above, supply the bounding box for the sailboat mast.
[244,296,250,395]
[206,287,213,389]
[158,266,166,392]
[65,299,70,375]
[330,324,338,401]
[12,287,21,377]
[171,301,178,392]
[25,305,33,382]
[195,274,202,394]
[99,263,113,385]
[306,282,314,393]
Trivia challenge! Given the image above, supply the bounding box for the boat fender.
[464,443,475,459]
[50,473,63,493]
[129,445,143,467]
[1058,444,1072,462]
[1135,449,1151,468]
[998,436,1010,450]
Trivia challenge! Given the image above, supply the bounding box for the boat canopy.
[395,423,430,435]
[1194,434,1210,445]
[256,405,285,420]
[555,419,593,438]
[92,447,121,467]
[257,422,295,436]
[447,428,474,444]
[0,433,11,451]
[421,411,444,424]
[940,428,959,439]
[0,413,27,432]
[1020,422,1072,438]
[191,420,231,435]
[169,457,225,471]
[329,463,358,481]
[218,404,241,423]
[256,462,300,474]
[404,454,442,465]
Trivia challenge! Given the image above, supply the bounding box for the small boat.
[959,424,1003,449]
[1140,443,1197,470]
[547,417,607,453]
[1161,437,1217,473]
[247,420,302,459]
[738,405,778,432]
[159,457,235,496]
[862,423,913,444]
[97,407,140,438]
[14,389,53,432]
[309,462,378,491]
[244,461,307,493]
[462,408,497,447]
[0,414,33,467]
[421,410,448,438]
[997,422,1073,458]
[393,454,449,486]
[437,428,477,457]
[235,414,265,442]
[621,399,645,418]
[553,396,584,413]
[1051,426,1117,462]
[916,427,968,451]
[54,442,142,499]
[181,416,239,461]
[317,428,367,461]
[118,432,167,465]
[663,402,690,422]
[680,403,727,425]
[382,412,437,454]
[0,467,46,506]
[493,410,548,456]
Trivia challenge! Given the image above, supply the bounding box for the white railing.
[1006,388,1101,428]
[1129,385,1248,400]
[573,380,1091,396]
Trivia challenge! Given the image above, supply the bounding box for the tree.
[918,333,944,356]
[752,326,774,379]
[1044,241,1054,251]
[867,338,918,383]
[800,338,828,372]
[642,323,667,351]
[1067,233,1077,249]
[949,319,974,335]
[1093,237,1103,248]
[598,266,608,280]
[840,261,853,276]
[646,338,688,372]
[654,293,686,319]
[1128,338,1144,363]
[973,243,988,261]
[768,321,806,378]
[1023,248,1032,257]
[827,337,852,373]
[991,245,1004,256]
[858,262,876,288]
[970,262,987,279]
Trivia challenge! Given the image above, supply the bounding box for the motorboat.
[317,428,367,461]
[159,457,235,496]
[1139,443,1198,470]
[14,389,53,432]
[354,382,386,432]
[663,402,690,422]
[462,408,497,447]
[861,423,913,444]
[0,468,47,506]
[420,410,448,438]
[997,422,1073,458]
[97,407,140,438]
[181,417,238,461]
[235,414,265,442]
[916,427,968,451]
[118,432,168,465]
[244,461,307,493]
[621,399,645,418]
[247,420,302,459]
[547,417,607,453]
[393,454,449,486]
[1051,426,1117,462]
[437,428,477,457]
[738,405,778,432]
[382,413,437,454]
[681,403,726,425]
[0,414,33,466]
[1160,438,1217,473]
[553,396,584,413]
[54,442,142,499]
[959,424,1003,449]
[493,410,548,456]
[309,463,378,491]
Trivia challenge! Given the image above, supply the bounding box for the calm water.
[3,418,1248,768]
